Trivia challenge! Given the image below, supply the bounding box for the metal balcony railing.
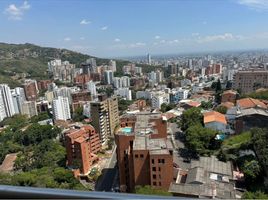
[0,185,181,199]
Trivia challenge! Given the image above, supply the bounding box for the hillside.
[0,43,160,87]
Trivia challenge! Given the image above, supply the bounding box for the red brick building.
[65,125,101,175]
[74,74,91,88]
[71,91,91,103]
[37,80,52,91]
[23,80,39,101]
[205,64,222,75]
[115,112,173,192]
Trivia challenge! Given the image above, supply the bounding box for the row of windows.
[152,167,161,172]
[152,174,161,179]
[151,159,165,164]
[153,181,161,186]
[135,154,144,159]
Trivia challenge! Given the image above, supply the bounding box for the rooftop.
[0,153,18,173]
[203,111,227,125]
[237,98,267,109]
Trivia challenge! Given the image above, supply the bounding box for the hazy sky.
[1,0,268,57]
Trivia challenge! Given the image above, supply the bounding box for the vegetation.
[185,124,219,156]
[179,107,203,131]
[160,103,176,113]
[30,112,50,123]
[135,185,172,196]
[200,100,213,109]
[242,191,268,199]
[214,105,227,114]
[240,89,268,100]
[72,107,85,122]
[118,99,134,113]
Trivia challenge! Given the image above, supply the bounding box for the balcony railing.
[0,185,181,199]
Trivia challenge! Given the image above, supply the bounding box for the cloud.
[129,42,146,48]
[4,1,30,20]
[192,33,199,37]
[101,26,108,31]
[80,37,85,40]
[64,37,71,41]
[237,0,268,11]
[114,38,121,42]
[197,33,235,43]
[154,35,160,39]
[80,19,91,25]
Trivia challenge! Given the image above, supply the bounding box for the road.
[168,122,191,170]
[95,146,118,192]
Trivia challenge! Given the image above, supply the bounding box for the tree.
[135,185,171,196]
[243,191,268,199]
[216,79,222,92]
[214,106,227,114]
[185,124,218,156]
[200,101,213,109]
[241,160,261,180]
[72,107,85,122]
[179,107,203,131]
[160,103,176,113]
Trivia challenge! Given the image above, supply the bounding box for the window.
[159,167,161,171]
[152,167,156,171]
[153,182,156,186]
[152,159,154,164]
[162,159,165,163]
[135,154,138,158]
[159,174,161,179]
[159,182,161,186]
[153,174,156,179]
[140,154,144,158]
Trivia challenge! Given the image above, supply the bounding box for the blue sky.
[1,0,268,57]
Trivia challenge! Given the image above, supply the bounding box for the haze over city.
[1,0,268,57]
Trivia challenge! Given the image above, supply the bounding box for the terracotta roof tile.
[237,98,267,109]
[203,111,227,125]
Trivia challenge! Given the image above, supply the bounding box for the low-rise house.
[221,90,237,103]
[203,111,227,132]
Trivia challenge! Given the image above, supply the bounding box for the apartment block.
[65,125,101,175]
[233,70,268,94]
[23,79,39,101]
[115,112,173,192]
[90,95,119,145]
[21,101,38,118]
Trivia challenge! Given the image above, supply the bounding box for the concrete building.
[104,70,114,85]
[136,90,152,100]
[151,91,170,109]
[221,90,237,103]
[48,59,75,82]
[115,112,173,192]
[52,96,71,121]
[86,81,97,97]
[233,70,268,94]
[11,87,26,114]
[113,76,130,89]
[0,84,16,121]
[147,53,151,65]
[65,125,101,176]
[90,95,119,145]
[21,101,38,118]
[114,88,132,100]
[23,79,39,101]
[109,60,117,72]
[156,70,164,83]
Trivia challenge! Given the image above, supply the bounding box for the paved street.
[95,146,118,192]
[168,122,191,170]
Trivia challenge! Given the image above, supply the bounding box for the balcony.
[0,185,180,199]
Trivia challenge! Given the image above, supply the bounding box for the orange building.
[65,125,101,176]
[115,112,173,192]
[221,90,237,103]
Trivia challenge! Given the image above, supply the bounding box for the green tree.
[200,101,213,109]
[185,124,218,156]
[214,106,227,114]
[241,160,261,180]
[72,107,85,122]
[242,191,268,199]
[180,107,203,131]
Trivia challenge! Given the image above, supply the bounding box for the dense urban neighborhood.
[0,43,267,198]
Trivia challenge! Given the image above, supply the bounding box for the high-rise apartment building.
[65,125,101,176]
[23,79,39,101]
[147,53,152,65]
[52,96,71,121]
[104,70,114,85]
[233,70,268,94]
[86,81,97,97]
[115,112,173,192]
[90,95,119,145]
[11,87,26,114]
[0,84,16,121]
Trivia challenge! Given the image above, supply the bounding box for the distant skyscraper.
[52,96,71,121]
[0,84,16,121]
[104,70,114,85]
[109,60,117,72]
[147,53,151,65]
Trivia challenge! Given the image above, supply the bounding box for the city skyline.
[1,0,268,57]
